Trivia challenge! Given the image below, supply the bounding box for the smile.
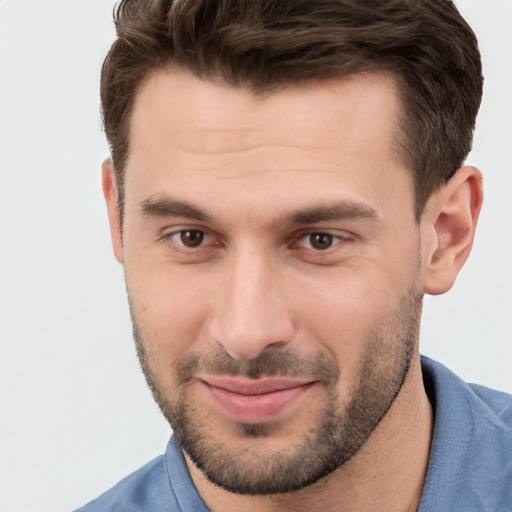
[200,377,316,424]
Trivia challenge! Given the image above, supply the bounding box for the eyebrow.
[140,197,212,221]
[139,196,378,226]
[284,202,379,226]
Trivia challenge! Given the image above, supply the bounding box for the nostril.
[212,330,294,362]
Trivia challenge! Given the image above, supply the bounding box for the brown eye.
[308,233,334,250]
[179,230,205,247]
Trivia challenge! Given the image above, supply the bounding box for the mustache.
[176,349,340,387]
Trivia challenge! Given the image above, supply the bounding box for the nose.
[209,247,295,360]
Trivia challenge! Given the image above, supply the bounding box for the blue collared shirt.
[74,357,512,511]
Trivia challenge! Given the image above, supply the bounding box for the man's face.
[116,70,424,494]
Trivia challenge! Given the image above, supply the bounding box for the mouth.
[199,376,317,423]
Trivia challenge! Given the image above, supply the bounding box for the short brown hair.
[101,0,483,220]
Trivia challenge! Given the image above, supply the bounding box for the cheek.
[126,264,214,367]
[294,264,413,364]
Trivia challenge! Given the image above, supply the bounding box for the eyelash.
[162,229,216,250]
[294,232,348,251]
[160,228,351,254]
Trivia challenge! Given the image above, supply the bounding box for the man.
[76,0,512,510]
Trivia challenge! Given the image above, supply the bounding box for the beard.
[131,286,421,495]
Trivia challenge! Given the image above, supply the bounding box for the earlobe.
[102,159,124,263]
[422,166,483,295]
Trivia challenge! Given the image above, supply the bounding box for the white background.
[0,1,510,511]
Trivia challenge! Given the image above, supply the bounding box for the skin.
[103,70,483,511]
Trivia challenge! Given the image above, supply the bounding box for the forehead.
[129,69,402,157]
[125,69,413,222]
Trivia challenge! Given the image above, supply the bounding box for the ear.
[102,159,124,263]
[421,166,483,295]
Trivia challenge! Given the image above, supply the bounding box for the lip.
[200,376,316,423]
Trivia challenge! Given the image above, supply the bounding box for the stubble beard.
[131,287,421,495]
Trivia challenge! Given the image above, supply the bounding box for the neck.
[186,354,433,512]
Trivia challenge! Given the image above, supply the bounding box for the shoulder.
[73,436,208,512]
[419,356,512,511]
[73,455,178,512]
[467,381,512,427]
[421,355,512,432]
